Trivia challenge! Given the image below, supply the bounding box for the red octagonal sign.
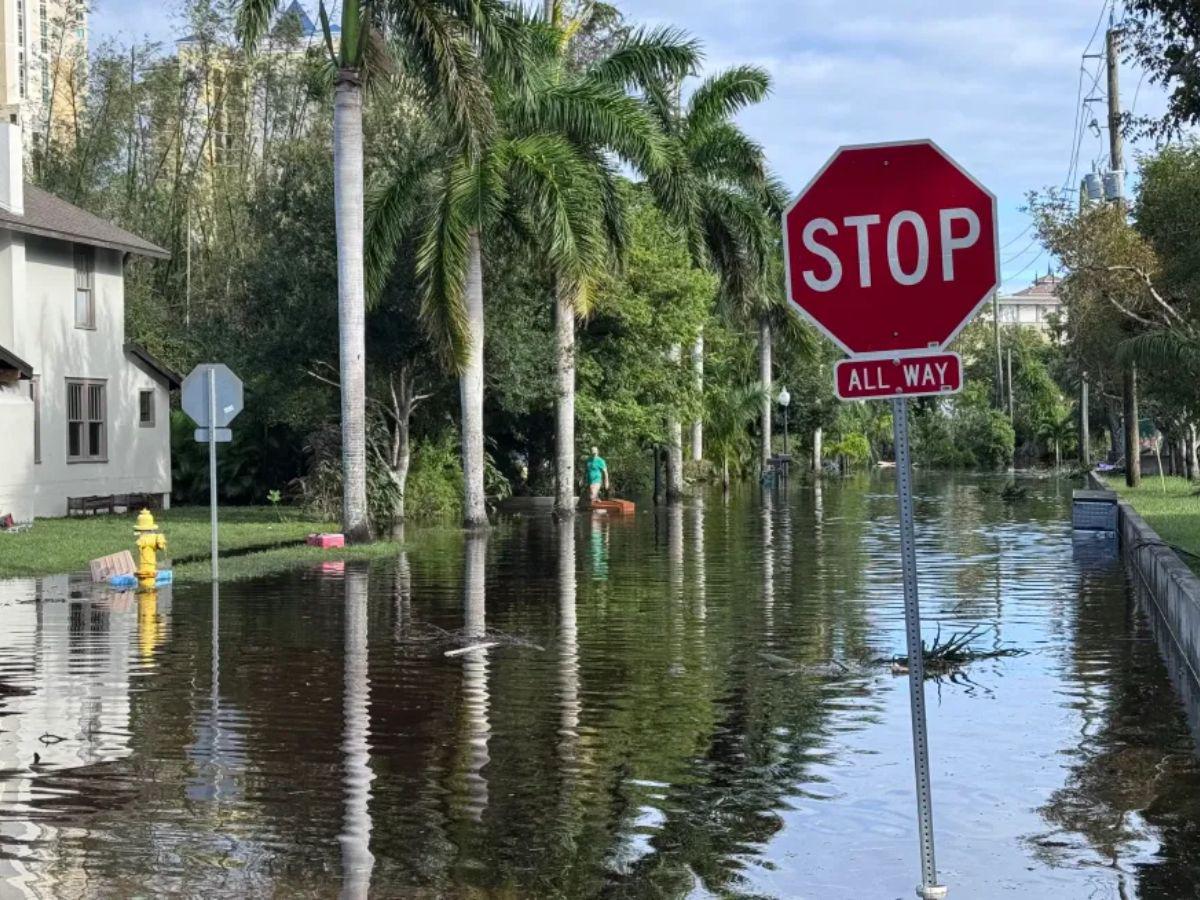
[783,140,998,357]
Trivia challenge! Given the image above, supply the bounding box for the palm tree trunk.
[812,426,823,474]
[1124,363,1140,488]
[666,343,683,500]
[759,317,772,469]
[1189,424,1198,482]
[691,333,703,462]
[333,75,371,542]
[461,229,488,527]
[554,280,576,516]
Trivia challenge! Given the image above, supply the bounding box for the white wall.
[0,234,172,519]
[0,375,33,520]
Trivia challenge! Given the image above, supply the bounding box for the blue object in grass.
[108,570,173,589]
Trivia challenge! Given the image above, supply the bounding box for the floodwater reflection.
[1,475,1200,897]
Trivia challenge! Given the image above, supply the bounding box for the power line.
[1001,235,1043,267]
[1000,222,1033,250]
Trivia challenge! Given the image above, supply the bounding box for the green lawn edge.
[0,506,400,582]
[1103,475,1200,571]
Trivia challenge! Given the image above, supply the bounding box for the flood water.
[2,474,1200,898]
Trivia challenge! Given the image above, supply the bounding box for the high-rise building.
[0,0,86,140]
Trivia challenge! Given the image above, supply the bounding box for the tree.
[535,5,698,516]
[382,15,670,526]
[1038,409,1076,470]
[1126,2,1200,137]
[236,0,503,540]
[644,65,779,489]
[1033,196,1163,486]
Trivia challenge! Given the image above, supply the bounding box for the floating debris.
[889,624,1024,676]
[399,623,543,654]
[445,642,499,657]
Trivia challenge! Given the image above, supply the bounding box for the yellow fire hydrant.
[134,509,167,588]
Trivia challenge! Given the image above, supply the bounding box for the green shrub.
[404,434,463,522]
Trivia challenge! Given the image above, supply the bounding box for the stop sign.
[783,140,998,356]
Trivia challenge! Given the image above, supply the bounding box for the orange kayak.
[590,498,636,515]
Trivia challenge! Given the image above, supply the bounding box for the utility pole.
[1107,25,1140,487]
[1080,373,1091,467]
[992,290,1003,409]
[1106,27,1123,194]
[1006,347,1014,423]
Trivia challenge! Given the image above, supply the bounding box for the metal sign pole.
[891,397,945,900]
[208,367,219,581]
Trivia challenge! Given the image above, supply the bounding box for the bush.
[405,434,463,521]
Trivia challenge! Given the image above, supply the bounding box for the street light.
[777,387,791,456]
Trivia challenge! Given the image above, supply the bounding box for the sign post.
[182,363,244,582]
[208,367,218,579]
[783,139,999,899]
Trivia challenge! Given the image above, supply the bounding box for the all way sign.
[835,352,962,401]
[782,139,999,900]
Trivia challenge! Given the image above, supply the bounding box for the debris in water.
[889,624,1024,676]
[445,642,499,657]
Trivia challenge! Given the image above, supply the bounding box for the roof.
[0,343,32,379]
[0,186,169,259]
[1007,273,1062,302]
[125,341,182,388]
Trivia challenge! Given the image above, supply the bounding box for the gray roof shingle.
[0,185,169,259]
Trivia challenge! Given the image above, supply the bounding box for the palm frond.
[235,0,283,50]
[687,121,766,185]
[1116,329,1200,369]
[504,133,607,308]
[365,155,439,305]
[417,156,493,372]
[516,78,667,175]
[393,0,495,155]
[686,65,770,132]
[587,26,702,92]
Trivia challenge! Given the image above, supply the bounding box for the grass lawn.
[0,505,399,582]
[1104,475,1200,566]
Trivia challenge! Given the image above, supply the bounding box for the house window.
[74,245,94,328]
[138,389,154,427]
[30,375,40,464]
[66,379,105,462]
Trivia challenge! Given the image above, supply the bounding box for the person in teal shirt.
[586,447,609,501]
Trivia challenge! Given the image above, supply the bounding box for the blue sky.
[93,0,1166,291]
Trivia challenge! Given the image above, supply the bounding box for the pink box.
[307,533,345,548]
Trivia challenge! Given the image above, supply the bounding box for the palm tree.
[1038,410,1076,470]
[237,0,504,540]
[644,65,780,487]
[536,7,699,516]
[371,12,689,525]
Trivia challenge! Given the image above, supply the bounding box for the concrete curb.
[1090,471,1200,693]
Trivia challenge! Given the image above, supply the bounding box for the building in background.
[0,0,86,142]
[995,273,1063,333]
[0,118,174,521]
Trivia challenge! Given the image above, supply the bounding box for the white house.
[0,119,175,522]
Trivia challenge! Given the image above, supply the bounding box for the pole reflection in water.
[186,582,244,802]
[339,567,375,899]
[762,489,775,634]
[394,549,412,643]
[558,519,580,775]
[668,502,685,599]
[691,496,706,620]
[459,533,491,822]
